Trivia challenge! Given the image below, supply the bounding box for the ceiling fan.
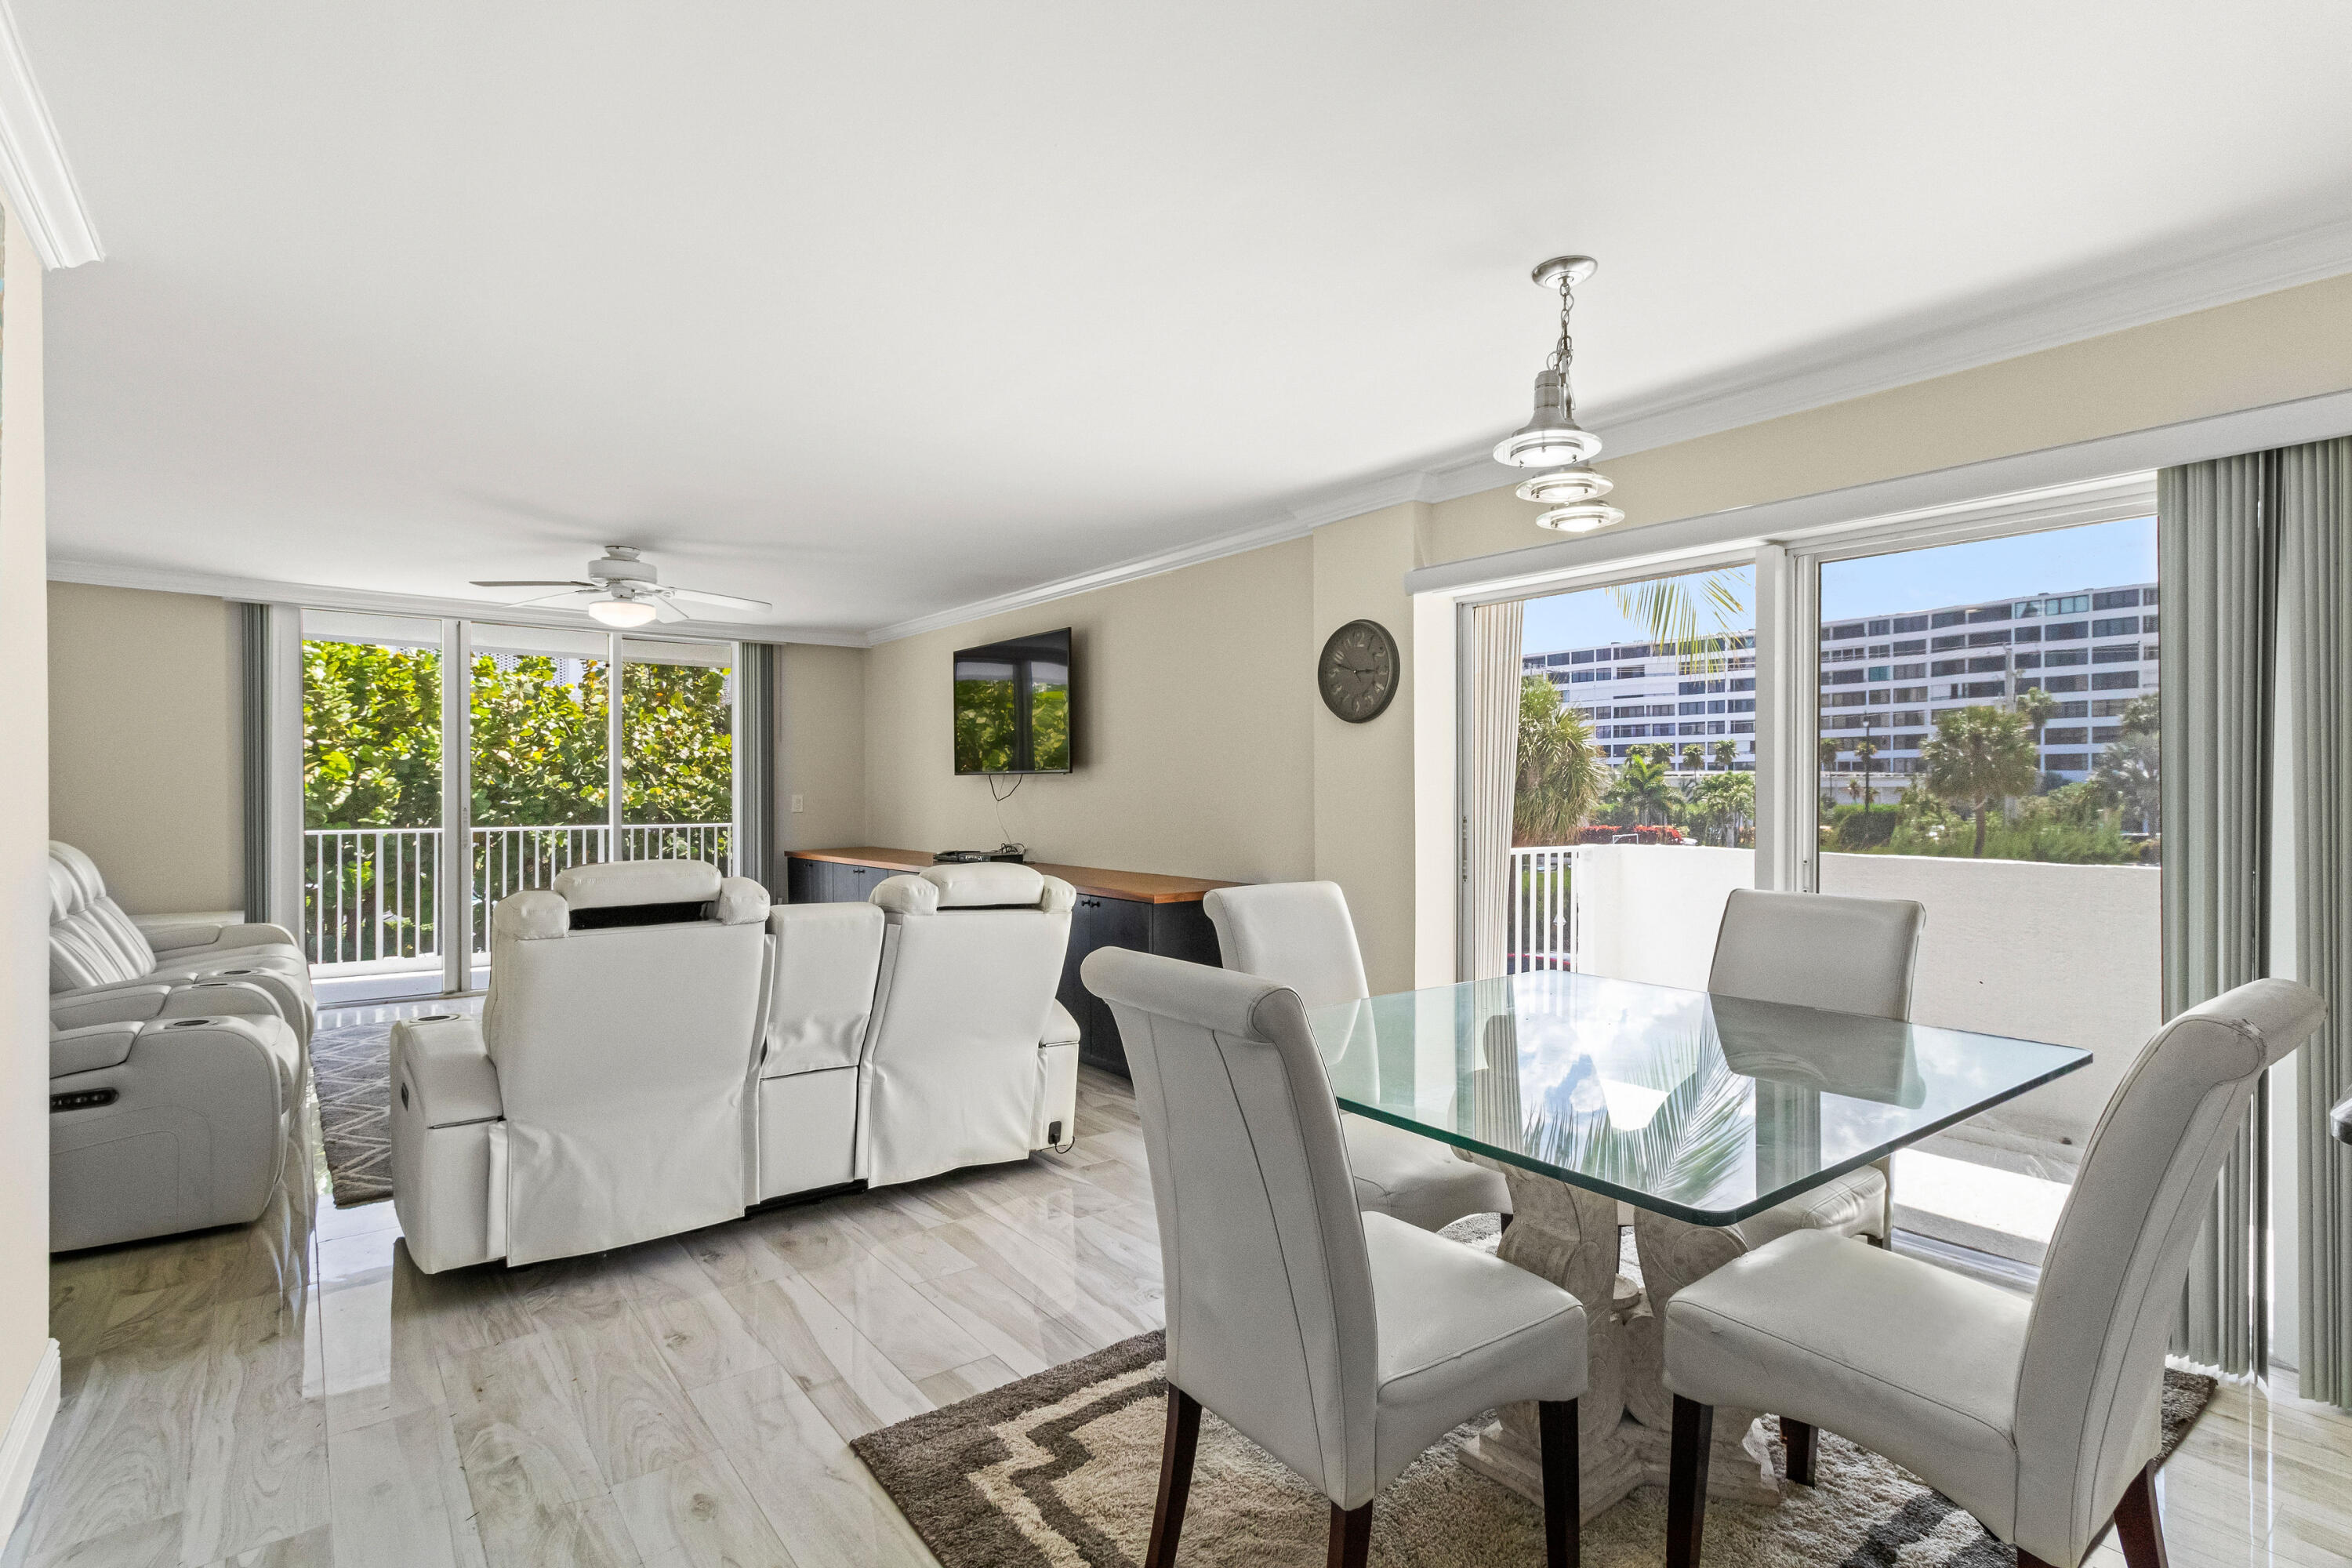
[470,546,771,628]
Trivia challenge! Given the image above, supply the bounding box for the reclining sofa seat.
[47,840,317,1048]
[391,859,771,1273]
[859,862,1083,1187]
[49,1011,300,1251]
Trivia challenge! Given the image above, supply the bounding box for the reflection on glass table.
[1304,970,2089,1227]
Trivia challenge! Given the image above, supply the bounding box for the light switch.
[789,793,805,813]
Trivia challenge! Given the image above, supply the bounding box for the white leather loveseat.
[392,859,773,1273]
[48,840,317,1047]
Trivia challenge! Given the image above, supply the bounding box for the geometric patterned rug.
[311,999,481,1207]
[310,1014,400,1206]
[852,1329,2216,1568]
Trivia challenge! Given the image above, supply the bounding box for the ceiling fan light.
[1515,464,1615,506]
[1535,501,1626,534]
[588,597,659,628]
[1493,368,1602,468]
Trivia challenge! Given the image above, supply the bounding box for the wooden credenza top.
[789,846,1237,905]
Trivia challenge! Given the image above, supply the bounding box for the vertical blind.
[1465,600,1524,982]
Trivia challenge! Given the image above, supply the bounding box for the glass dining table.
[1305,968,2090,1515]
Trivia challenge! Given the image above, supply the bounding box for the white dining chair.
[1708,887,1927,1247]
[1083,946,1588,1568]
[1661,976,2326,1568]
[1203,880,1514,1232]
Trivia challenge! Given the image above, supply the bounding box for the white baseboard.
[0,1338,60,1539]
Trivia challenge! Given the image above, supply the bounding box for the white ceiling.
[21,2,2352,639]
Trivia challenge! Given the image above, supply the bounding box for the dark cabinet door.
[786,856,822,905]
[1077,894,1149,1076]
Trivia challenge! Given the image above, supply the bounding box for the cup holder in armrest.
[162,1017,221,1029]
[413,1013,459,1022]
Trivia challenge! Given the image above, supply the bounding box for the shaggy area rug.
[854,1330,2214,1568]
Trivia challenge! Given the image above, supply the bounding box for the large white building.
[1523,580,2159,793]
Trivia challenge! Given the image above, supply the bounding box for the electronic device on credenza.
[935,845,1029,864]
[953,627,1073,775]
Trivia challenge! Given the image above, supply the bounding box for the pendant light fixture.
[1495,254,1624,533]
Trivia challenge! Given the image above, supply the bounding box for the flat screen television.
[953,627,1073,775]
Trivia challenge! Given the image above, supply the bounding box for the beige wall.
[48,583,242,915]
[1308,504,1429,990]
[864,539,1319,890]
[856,273,2352,994]
[1,201,52,1488]
[779,641,869,858]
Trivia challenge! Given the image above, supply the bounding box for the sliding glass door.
[1499,561,1759,987]
[299,610,739,1003]
[1801,513,2161,1269]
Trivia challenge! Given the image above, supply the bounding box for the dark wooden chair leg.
[1143,1387,1202,1568]
[1780,1417,1816,1486]
[1539,1399,1580,1568]
[1667,1396,1715,1568]
[2111,1460,2169,1568]
[1326,1501,1374,1568]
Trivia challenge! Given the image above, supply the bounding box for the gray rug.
[312,1016,397,1206]
[853,1330,2215,1568]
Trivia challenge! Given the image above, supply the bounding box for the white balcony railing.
[1506,845,1581,974]
[302,822,733,968]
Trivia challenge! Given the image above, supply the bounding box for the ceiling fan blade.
[510,588,601,607]
[663,586,772,613]
[470,579,598,588]
[649,596,691,624]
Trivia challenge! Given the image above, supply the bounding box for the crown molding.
[45,557,869,647]
[0,2,98,268]
[864,219,2352,644]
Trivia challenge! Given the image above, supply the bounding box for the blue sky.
[1520,515,2158,655]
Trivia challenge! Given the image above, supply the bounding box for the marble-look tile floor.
[6,1005,2348,1568]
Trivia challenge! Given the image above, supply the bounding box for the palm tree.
[1819,736,1840,774]
[1851,738,1879,820]
[1679,742,1703,774]
[1610,572,1750,657]
[1711,739,1737,772]
[1613,752,1675,826]
[2015,684,2057,746]
[1922,705,2040,855]
[1515,676,1603,845]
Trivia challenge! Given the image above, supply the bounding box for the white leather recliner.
[47,840,317,1047]
[861,862,1082,1188]
[390,859,771,1273]
[49,1010,300,1252]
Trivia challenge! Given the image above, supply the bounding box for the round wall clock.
[1318,619,1401,724]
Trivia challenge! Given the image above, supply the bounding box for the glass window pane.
[1813,516,2159,1265]
[621,637,735,873]
[1512,564,1757,985]
[301,622,441,988]
[470,625,611,956]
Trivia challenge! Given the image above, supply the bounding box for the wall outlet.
[789,793,805,813]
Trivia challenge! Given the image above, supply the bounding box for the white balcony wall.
[1570,844,1755,991]
[1820,852,2160,1161]
[1568,845,2159,1166]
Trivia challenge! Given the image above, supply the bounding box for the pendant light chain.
[1548,274,1577,387]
